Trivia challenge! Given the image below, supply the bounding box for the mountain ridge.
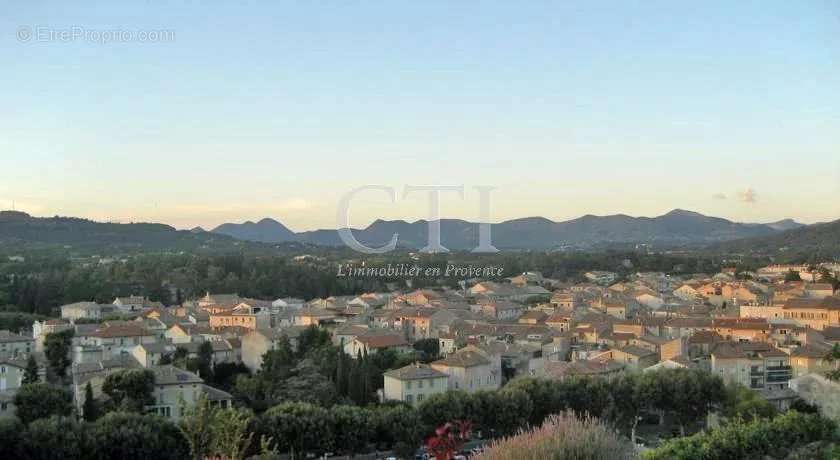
[210,209,806,250]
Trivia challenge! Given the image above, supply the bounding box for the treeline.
[0,248,733,317]
[7,365,834,459]
[233,327,429,411]
[245,369,727,457]
[0,413,187,460]
[0,253,384,315]
[644,410,838,459]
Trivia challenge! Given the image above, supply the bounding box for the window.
[417,394,425,402]
[406,394,413,403]
[406,381,412,390]
[418,380,424,389]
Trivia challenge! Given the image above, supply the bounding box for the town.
[2,257,840,458]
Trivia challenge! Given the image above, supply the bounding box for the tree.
[43,329,73,379]
[413,338,440,360]
[262,402,334,457]
[211,407,255,460]
[722,382,777,420]
[329,405,374,454]
[210,361,250,392]
[92,412,188,460]
[82,381,100,421]
[23,354,39,384]
[822,343,840,372]
[101,369,155,412]
[785,269,802,282]
[20,416,91,459]
[178,395,217,460]
[13,383,72,424]
[280,359,337,406]
[644,411,837,460]
[195,340,214,380]
[607,373,645,444]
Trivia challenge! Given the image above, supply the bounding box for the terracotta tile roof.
[356,332,408,349]
[433,349,490,368]
[93,324,153,338]
[783,297,840,310]
[688,330,724,344]
[711,341,787,359]
[384,363,448,380]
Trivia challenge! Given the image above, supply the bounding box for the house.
[272,297,305,310]
[541,334,573,362]
[344,332,410,357]
[0,357,28,418]
[711,341,792,391]
[790,344,834,378]
[332,324,371,346]
[383,363,449,405]
[713,318,770,342]
[130,342,176,368]
[74,324,157,362]
[630,335,686,362]
[545,311,573,332]
[145,365,232,421]
[687,330,724,360]
[165,323,214,344]
[479,301,525,321]
[673,282,703,301]
[662,317,713,339]
[584,271,618,285]
[113,296,163,314]
[543,359,624,381]
[0,330,34,358]
[635,293,665,310]
[805,283,835,299]
[208,309,270,330]
[592,346,658,371]
[241,327,305,372]
[294,308,337,327]
[431,347,501,392]
[32,319,73,352]
[550,292,578,310]
[60,302,116,321]
[518,310,547,325]
[198,293,241,308]
[392,308,457,340]
[781,297,840,330]
[508,272,544,287]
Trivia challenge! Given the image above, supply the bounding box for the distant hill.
[760,219,806,232]
[2,209,817,254]
[0,211,242,253]
[289,209,791,250]
[711,219,840,256]
[212,218,298,243]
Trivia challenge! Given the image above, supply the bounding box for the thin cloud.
[712,193,727,200]
[738,188,757,204]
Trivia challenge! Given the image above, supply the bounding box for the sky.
[1,1,839,231]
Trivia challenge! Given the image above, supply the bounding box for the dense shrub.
[643,411,838,460]
[476,411,635,460]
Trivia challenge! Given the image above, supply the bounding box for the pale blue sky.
[2,1,839,230]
